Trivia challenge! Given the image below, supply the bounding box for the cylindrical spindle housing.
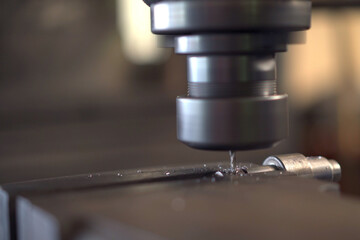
[143,0,311,150]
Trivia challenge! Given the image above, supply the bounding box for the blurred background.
[0,0,359,196]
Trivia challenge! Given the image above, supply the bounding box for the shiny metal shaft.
[262,154,342,182]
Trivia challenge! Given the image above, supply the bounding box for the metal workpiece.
[243,165,279,175]
[177,95,288,150]
[143,0,312,151]
[263,153,342,182]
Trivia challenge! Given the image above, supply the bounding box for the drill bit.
[229,150,236,173]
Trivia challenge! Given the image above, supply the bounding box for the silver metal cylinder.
[177,53,288,150]
[177,95,288,150]
[263,154,342,182]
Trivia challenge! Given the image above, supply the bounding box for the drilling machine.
[141,0,341,180]
[2,2,359,240]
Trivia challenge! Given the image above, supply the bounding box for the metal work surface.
[2,162,233,240]
[0,163,224,240]
[0,154,346,240]
[13,168,360,240]
[0,156,357,240]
